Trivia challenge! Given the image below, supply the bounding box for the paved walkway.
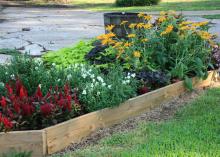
[0,7,220,63]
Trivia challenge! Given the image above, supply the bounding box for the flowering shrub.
[0,55,138,131]
[97,11,217,89]
[63,64,138,111]
[0,79,79,131]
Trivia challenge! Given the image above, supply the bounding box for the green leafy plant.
[42,40,94,67]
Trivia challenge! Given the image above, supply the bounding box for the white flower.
[57,79,61,82]
[127,72,131,76]
[92,79,96,82]
[39,84,42,88]
[5,72,8,75]
[90,74,95,78]
[126,80,130,84]
[108,85,112,89]
[10,74,15,79]
[52,63,56,66]
[131,73,136,78]
[126,75,131,79]
[67,74,72,80]
[122,80,126,85]
[82,90,87,95]
[82,73,87,79]
[97,76,104,82]
[102,82,106,87]
[97,91,101,95]
[0,82,4,87]
[91,83,94,88]
[35,67,39,70]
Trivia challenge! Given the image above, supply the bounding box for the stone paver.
[0,7,220,63]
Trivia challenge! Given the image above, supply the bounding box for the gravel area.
[50,88,208,156]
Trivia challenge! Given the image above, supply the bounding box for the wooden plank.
[0,130,46,157]
[45,71,215,154]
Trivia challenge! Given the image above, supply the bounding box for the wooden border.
[0,71,216,156]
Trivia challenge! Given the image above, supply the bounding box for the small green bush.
[42,40,94,67]
[115,0,160,7]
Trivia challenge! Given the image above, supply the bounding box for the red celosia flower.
[5,84,13,95]
[0,96,7,108]
[16,79,23,95]
[21,104,34,116]
[64,84,70,95]
[14,103,20,113]
[40,103,53,116]
[2,117,13,129]
[35,86,43,99]
[19,86,27,98]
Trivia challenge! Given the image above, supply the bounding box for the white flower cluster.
[122,72,136,85]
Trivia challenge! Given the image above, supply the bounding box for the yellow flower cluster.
[97,32,116,45]
[197,31,212,40]
[160,25,174,36]
[133,51,141,58]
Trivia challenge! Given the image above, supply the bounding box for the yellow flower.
[113,42,123,48]
[133,51,141,58]
[160,11,166,16]
[136,23,145,29]
[179,21,193,27]
[106,32,116,38]
[197,31,212,40]
[160,25,174,36]
[105,25,115,32]
[138,12,145,18]
[124,42,132,47]
[158,16,166,23]
[144,15,152,21]
[128,34,136,38]
[142,38,149,42]
[192,21,209,27]
[180,26,190,31]
[97,33,116,45]
[120,20,128,25]
[101,38,116,45]
[144,23,152,29]
[129,23,137,29]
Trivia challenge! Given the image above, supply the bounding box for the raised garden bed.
[0,71,217,157]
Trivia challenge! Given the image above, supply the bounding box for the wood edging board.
[0,71,216,156]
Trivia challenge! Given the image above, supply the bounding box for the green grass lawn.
[29,0,220,11]
[203,14,220,19]
[56,88,220,157]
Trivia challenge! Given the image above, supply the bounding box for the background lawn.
[28,0,220,11]
[55,88,220,157]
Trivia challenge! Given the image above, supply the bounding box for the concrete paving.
[0,7,220,60]
[0,7,104,56]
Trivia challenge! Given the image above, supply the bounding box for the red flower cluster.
[0,79,79,132]
[0,113,13,130]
